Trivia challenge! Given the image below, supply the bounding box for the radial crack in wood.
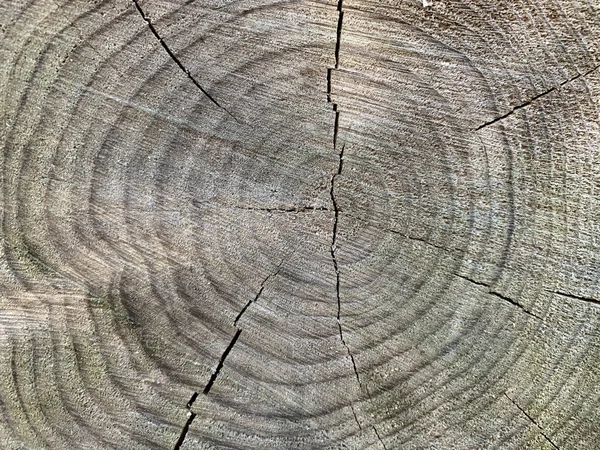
[1,0,600,448]
[504,393,560,450]
[131,0,239,122]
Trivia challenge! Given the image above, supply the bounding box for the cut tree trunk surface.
[1,0,600,449]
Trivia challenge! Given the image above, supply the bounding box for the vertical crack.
[131,0,240,123]
[332,107,341,155]
[330,135,358,388]
[504,393,560,450]
[334,0,344,69]
[328,4,387,439]
[327,0,363,429]
[326,68,333,103]
[328,0,347,357]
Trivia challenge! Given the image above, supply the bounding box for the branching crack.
[234,263,283,326]
[504,393,560,450]
[476,63,600,130]
[131,0,239,122]
[203,329,242,395]
[545,289,600,307]
[173,411,197,450]
[455,274,540,319]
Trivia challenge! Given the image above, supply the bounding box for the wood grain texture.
[1,0,600,448]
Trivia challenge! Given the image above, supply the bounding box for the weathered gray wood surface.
[1,0,600,448]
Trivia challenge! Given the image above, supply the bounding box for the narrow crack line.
[184,261,284,444]
[384,228,462,253]
[131,0,240,123]
[332,108,341,149]
[475,87,555,130]
[203,329,242,395]
[234,205,330,214]
[330,143,345,259]
[327,68,333,103]
[373,426,388,450]
[488,291,540,320]
[559,63,600,87]
[336,140,344,174]
[192,200,331,213]
[234,264,283,326]
[348,351,361,386]
[172,411,197,450]
[455,274,541,319]
[334,0,344,69]
[504,393,560,450]
[455,273,490,288]
[545,289,600,307]
[186,392,199,409]
[350,404,362,430]
[476,63,600,131]
[330,145,354,371]
[234,286,264,327]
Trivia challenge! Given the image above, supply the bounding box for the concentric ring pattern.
[1,0,600,448]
